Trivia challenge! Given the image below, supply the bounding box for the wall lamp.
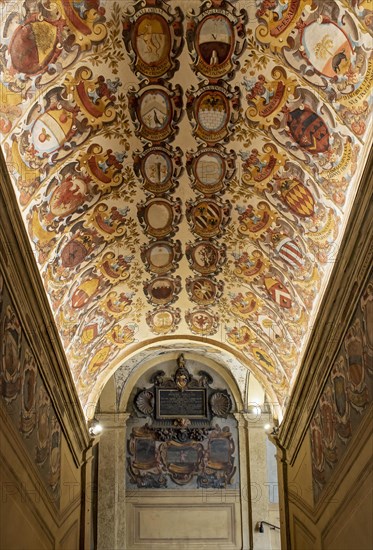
[258,521,280,533]
[88,418,103,437]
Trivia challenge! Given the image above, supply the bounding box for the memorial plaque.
[156,388,207,419]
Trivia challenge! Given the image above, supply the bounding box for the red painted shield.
[280,178,315,217]
[288,107,329,154]
[277,237,304,269]
[9,19,61,75]
[264,277,292,309]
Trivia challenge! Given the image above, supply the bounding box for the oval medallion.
[301,21,353,78]
[144,151,172,191]
[197,91,228,134]
[195,152,225,191]
[197,15,233,72]
[139,90,170,131]
[186,241,226,275]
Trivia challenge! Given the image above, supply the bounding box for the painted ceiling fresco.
[0,0,372,417]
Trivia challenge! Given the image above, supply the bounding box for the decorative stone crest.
[128,356,234,489]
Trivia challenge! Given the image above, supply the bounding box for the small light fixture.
[89,418,103,437]
[258,520,280,533]
[264,423,271,431]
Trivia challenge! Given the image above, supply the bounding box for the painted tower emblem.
[187,1,247,81]
[134,145,183,195]
[187,83,239,144]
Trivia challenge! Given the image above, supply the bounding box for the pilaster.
[234,411,253,550]
[97,413,130,550]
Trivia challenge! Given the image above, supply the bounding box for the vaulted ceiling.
[1,0,372,417]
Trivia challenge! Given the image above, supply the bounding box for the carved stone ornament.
[210,391,232,418]
[186,82,240,144]
[186,145,236,196]
[128,356,235,488]
[134,144,183,195]
[174,353,190,390]
[123,0,183,81]
[128,81,182,143]
[141,239,183,275]
[187,0,247,82]
[127,422,236,488]
[135,389,155,415]
[133,355,232,424]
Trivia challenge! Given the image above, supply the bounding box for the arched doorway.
[94,351,280,549]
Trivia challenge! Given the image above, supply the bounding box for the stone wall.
[0,155,91,550]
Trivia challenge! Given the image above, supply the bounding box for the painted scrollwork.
[20,349,37,437]
[1,305,22,403]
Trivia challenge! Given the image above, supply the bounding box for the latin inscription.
[156,389,207,418]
